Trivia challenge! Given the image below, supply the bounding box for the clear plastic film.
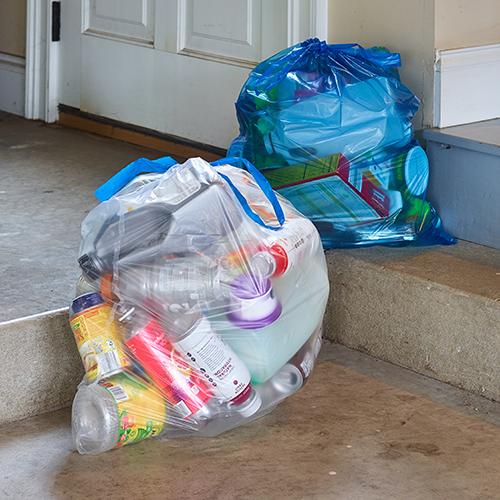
[228,39,455,248]
[69,157,329,454]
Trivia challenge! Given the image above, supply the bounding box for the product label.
[267,217,319,275]
[300,352,314,378]
[70,304,128,382]
[280,175,381,225]
[175,318,251,402]
[100,373,165,448]
[125,320,212,419]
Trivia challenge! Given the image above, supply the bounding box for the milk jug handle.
[211,157,285,231]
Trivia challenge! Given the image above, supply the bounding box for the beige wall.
[435,0,500,49]
[328,0,435,129]
[0,0,27,57]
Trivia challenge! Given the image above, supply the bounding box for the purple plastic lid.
[71,292,104,315]
[227,274,282,329]
[227,302,282,330]
[230,274,271,299]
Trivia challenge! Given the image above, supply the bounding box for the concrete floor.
[0,112,169,322]
[2,112,500,499]
[1,343,500,500]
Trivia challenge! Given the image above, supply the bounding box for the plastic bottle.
[72,372,166,454]
[227,273,282,329]
[219,256,329,384]
[255,363,304,408]
[254,330,322,406]
[164,310,262,418]
[103,256,231,312]
[121,310,213,422]
[251,216,320,278]
[79,165,243,281]
[78,203,174,280]
[75,275,98,296]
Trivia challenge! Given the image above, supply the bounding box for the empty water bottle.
[103,255,232,312]
[72,372,166,454]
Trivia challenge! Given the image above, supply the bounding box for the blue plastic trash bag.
[228,39,454,248]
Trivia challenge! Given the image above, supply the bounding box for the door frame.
[24,0,328,123]
[288,0,328,45]
[25,0,59,122]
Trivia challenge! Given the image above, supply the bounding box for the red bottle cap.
[269,244,288,277]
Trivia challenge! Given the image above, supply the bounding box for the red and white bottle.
[122,310,213,421]
[164,310,262,417]
[251,217,320,278]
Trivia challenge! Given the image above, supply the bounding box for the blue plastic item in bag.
[228,39,454,248]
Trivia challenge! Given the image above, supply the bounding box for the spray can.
[164,311,262,417]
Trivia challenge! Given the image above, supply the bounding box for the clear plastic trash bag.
[228,39,455,248]
[69,156,329,454]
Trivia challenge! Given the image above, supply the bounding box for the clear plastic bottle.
[255,363,304,407]
[72,372,166,455]
[105,256,231,312]
[75,274,99,296]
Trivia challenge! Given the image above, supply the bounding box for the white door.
[60,0,327,148]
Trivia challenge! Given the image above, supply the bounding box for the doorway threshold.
[57,104,225,162]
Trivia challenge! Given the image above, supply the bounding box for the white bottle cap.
[236,390,262,418]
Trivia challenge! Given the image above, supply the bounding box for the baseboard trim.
[0,53,25,116]
[58,105,226,161]
[434,43,500,128]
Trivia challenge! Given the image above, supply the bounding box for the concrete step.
[324,241,500,402]
[0,309,82,425]
[1,343,500,499]
[1,241,498,425]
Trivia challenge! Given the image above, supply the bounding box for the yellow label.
[70,304,128,382]
[100,373,166,448]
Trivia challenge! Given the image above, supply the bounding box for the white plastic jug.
[214,256,329,384]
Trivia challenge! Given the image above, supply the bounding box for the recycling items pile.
[69,157,329,454]
[228,39,454,248]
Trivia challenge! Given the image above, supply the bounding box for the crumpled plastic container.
[228,38,454,248]
[69,156,329,454]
